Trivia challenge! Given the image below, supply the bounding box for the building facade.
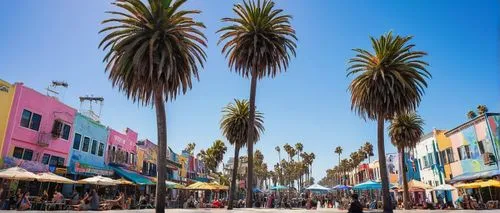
[106,127,138,170]
[434,129,454,182]
[2,83,76,172]
[446,113,500,183]
[0,79,16,157]
[68,113,112,177]
[414,132,445,187]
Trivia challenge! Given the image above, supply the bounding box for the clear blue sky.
[1,1,499,181]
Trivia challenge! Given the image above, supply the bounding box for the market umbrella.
[186,182,217,190]
[166,180,185,189]
[432,184,456,191]
[408,180,433,190]
[117,178,134,185]
[78,176,119,186]
[271,185,288,191]
[455,182,481,189]
[209,182,229,191]
[332,184,352,190]
[477,179,500,188]
[36,172,76,184]
[353,180,390,190]
[306,183,330,192]
[0,167,39,181]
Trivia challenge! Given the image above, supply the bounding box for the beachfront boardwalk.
[15,209,498,213]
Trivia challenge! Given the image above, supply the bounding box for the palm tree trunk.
[277,151,281,185]
[245,72,258,208]
[154,88,167,213]
[399,147,410,209]
[228,146,240,210]
[377,115,392,213]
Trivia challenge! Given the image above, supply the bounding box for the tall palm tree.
[220,99,264,209]
[210,139,228,170]
[467,110,477,119]
[334,146,343,167]
[295,142,303,191]
[218,0,297,206]
[99,0,207,211]
[275,146,281,184]
[347,32,430,212]
[389,112,424,210]
[363,142,374,164]
[185,142,196,155]
[477,105,488,115]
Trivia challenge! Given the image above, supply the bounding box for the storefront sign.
[73,162,113,176]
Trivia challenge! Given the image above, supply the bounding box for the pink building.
[2,83,76,171]
[107,128,138,170]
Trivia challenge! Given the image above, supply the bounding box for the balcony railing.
[38,132,51,147]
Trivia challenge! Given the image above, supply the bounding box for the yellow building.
[434,129,453,181]
[0,79,16,156]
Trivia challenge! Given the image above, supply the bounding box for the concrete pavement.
[11,209,499,213]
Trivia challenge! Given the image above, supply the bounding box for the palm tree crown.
[347,32,431,119]
[100,0,207,103]
[389,113,425,150]
[220,99,265,149]
[218,0,297,78]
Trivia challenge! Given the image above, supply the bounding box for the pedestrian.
[348,194,363,213]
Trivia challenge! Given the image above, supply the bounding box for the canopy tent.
[0,167,39,181]
[78,176,118,186]
[432,184,456,191]
[111,166,154,185]
[208,182,228,191]
[456,180,500,189]
[477,179,500,188]
[408,180,433,190]
[353,180,394,190]
[455,182,481,189]
[306,183,330,191]
[271,185,288,191]
[332,184,352,190]
[36,172,76,184]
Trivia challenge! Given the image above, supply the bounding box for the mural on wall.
[488,115,500,150]
[2,156,49,172]
[386,153,399,183]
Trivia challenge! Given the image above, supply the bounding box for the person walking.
[348,194,363,213]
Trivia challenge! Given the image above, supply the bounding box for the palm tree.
[99,0,207,211]
[295,142,303,191]
[185,142,196,155]
[362,142,374,164]
[334,146,343,167]
[467,110,477,119]
[210,140,228,170]
[389,112,424,210]
[218,0,297,206]
[347,32,430,212]
[275,146,281,184]
[220,99,264,209]
[477,105,488,115]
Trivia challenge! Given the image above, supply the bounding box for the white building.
[414,131,446,201]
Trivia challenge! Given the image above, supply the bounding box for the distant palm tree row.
[274,143,316,192]
[467,104,489,119]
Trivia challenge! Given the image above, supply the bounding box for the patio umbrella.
[186,182,217,190]
[306,183,330,192]
[332,184,352,190]
[432,184,456,191]
[117,178,134,185]
[166,180,185,189]
[408,180,433,190]
[353,180,389,190]
[271,185,288,191]
[209,183,229,191]
[78,176,118,186]
[477,179,500,188]
[455,182,481,189]
[36,172,76,184]
[0,167,39,181]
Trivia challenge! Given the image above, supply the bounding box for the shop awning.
[450,169,500,183]
[111,166,154,185]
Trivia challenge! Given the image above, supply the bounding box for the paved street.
[12,209,499,213]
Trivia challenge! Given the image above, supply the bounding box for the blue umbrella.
[333,184,352,190]
[271,185,288,191]
[353,180,393,190]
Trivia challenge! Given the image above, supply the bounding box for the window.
[73,133,82,150]
[125,152,129,164]
[427,153,434,165]
[13,147,33,160]
[440,150,447,164]
[49,156,65,167]
[423,156,429,168]
[91,140,98,155]
[51,120,71,140]
[20,109,41,131]
[82,137,90,152]
[446,148,454,163]
[13,147,24,159]
[42,154,51,164]
[98,143,104,157]
[464,145,471,159]
[458,145,471,160]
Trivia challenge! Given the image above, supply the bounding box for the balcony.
[38,132,51,147]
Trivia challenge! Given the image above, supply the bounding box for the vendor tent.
[0,167,39,181]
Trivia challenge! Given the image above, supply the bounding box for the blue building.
[68,113,112,177]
